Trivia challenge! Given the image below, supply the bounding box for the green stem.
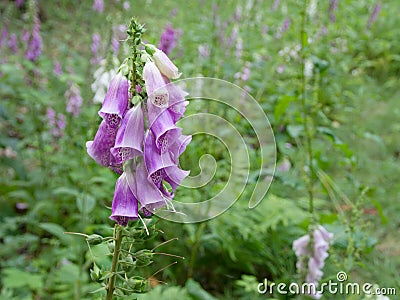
[106,226,124,300]
[299,0,314,216]
[187,222,206,279]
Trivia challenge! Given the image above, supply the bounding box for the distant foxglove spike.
[292,225,333,300]
[158,24,179,55]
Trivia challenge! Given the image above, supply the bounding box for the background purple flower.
[93,0,104,13]
[158,24,181,55]
[91,33,101,65]
[25,16,42,62]
[47,108,66,138]
[53,60,62,76]
[111,25,127,56]
[329,0,338,22]
[8,33,18,53]
[367,3,381,30]
[65,83,83,117]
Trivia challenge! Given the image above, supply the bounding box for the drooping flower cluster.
[293,225,334,299]
[86,40,190,226]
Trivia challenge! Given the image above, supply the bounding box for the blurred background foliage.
[0,0,399,299]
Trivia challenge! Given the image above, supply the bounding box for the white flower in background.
[91,58,119,104]
[307,0,317,18]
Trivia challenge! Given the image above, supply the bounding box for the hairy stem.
[299,0,315,217]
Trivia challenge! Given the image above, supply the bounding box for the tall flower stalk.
[85,18,190,299]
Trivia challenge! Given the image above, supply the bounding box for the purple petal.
[165,81,189,123]
[98,73,129,128]
[148,98,182,153]
[124,160,170,214]
[144,131,176,186]
[143,61,169,108]
[168,134,192,164]
[110,172,138,226]
[86,120,118,167]
[111,103,144,164]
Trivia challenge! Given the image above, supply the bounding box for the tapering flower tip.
[98,73,129,128]
[143,61,169,108]
[110,173,138,226]
[169,134,192,163]
[153,49,181,79]
[135,161,169,213]
[86,120,118,167]
[111,103,144,164]
[165,82,189,123]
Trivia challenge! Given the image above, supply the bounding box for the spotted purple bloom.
[110,172,139,226]
[158,24,179,55]
[144,131,189,196]
[65,83,83,117]
[93,0,104,13]
[143,61,169,108]
[111,103,144,164]
[98,73,129,128]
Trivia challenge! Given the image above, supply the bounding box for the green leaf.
[39,223,74,245]
[274,95,294,123]
[2,268,43,290]
[76,194,96,214]
[186,279,217,300]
